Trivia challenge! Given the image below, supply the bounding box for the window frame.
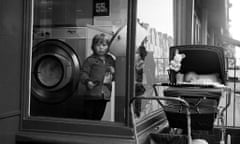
[20,0,137,137]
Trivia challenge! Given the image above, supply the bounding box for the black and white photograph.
[1,0,240,144]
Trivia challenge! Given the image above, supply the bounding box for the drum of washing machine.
[31,39,81,103]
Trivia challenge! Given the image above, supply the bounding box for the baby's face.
[184,72,198,82]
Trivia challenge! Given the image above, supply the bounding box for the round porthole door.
[31,39,81,103]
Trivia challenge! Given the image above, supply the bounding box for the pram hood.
[169,45,226,85]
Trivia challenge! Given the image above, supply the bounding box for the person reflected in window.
[135,45,147,117]
[80,33,115,120]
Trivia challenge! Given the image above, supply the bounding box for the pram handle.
[154,82,218,88]
[130,96,192,144]
[153,82,231,112]
[130,96,190,108]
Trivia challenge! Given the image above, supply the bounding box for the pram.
[130,45,231,144]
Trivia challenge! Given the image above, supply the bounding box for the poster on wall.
[93,0,110,16]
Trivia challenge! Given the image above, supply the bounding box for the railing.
[225,57,240,128]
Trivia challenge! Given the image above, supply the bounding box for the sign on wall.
[93,0,110,16]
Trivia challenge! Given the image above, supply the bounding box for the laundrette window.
[30,0,129,123]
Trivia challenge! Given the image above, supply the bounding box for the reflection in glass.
[134,0,174,120]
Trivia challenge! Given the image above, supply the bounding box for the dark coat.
[80,54,115,101]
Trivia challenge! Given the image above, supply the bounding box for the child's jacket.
[80,54,115,101]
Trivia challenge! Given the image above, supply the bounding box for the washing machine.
[30,26,114,119]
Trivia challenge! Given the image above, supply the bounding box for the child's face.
[94,42,108,56]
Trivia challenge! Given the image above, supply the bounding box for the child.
[135,45,147,117]
[80,33,115,120]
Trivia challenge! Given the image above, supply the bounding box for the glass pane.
[30,0,128,123]
[134,0,174,120]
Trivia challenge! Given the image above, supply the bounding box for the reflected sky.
[229,0,240,41]
[137,0,173,36]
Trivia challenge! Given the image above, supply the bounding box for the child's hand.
[103,72,113,84]
[87,81,97,89]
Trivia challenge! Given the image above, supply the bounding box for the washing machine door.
[31,39,81,103]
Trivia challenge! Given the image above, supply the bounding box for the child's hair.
[91,33,110,54]
[138,45,147,60]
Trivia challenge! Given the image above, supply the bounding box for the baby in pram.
[184,71,219,83]
[160,45,230,144]
[183,71,222,84]
[175,71,225,88]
